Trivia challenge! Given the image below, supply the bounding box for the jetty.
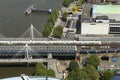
[24,5,52,15]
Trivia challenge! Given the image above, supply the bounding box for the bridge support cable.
[20,24,43,39]
[15,43,38,59]
[30,24,34,40]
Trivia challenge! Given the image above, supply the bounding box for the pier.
[24,5,52,15]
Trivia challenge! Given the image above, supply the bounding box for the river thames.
[0,0,62,37]
[0,0,62,78]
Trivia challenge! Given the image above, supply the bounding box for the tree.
[103,70,114,80]
[48,9,58,25]
[48,14,55,25]
[86,54,100,69]
[62,0,74,7]
[77,0,83,5]
[43,22,53,37]
[67,68,90,80]
[43,9,59,37]
[62,0,70,7]
[52,26,63,38]
[67,60,82,80]
[67,61,99,80]
[67,68,81,80]
[69,60,79,71]
[61,12,68,22]
[52,9,59,21]
[35,62,46,76]
[47,69,56,77]
[83,65,99,80]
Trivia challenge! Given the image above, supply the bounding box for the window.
[110,27,120,33]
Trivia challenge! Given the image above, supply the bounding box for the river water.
[0,0,62,37]
[0,0,62,78]
[0,64,35,78]
[111,76,120,80]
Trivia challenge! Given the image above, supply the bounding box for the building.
[105,0,118,3]
[92,5,120,21]
[87,0,102,3]
[86,0,119,4]
[81,4,120,35]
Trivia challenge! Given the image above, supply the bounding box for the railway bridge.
[0,24,120,63]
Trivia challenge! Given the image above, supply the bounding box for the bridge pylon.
[20,24,43,40]
[16,43,36,60]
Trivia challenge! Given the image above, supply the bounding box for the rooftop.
[93,5,120,14]
[96,16,109,20]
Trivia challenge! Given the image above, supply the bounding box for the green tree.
[47,69,56,77]
[86,54,100,69]
[103,70,114,80]
[43,22,53,37]
[67,68,89,80]
[83,65,99,80]
[35,62,46,76]
[62,0,70,7]
[52,26,63,38]
[43,9,59,37]
[48,9,58,25]
[77,0,83,5]
[61,12,68,22]
[69,60,79,71]
[67,61,99,80]
[67,68,80,80]
[52,9,58,21]
[48,14,55,25]
[62,0,74,7]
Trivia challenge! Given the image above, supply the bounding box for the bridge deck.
[0,58,48,63]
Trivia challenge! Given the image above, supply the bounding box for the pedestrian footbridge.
[0,58,48,63]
